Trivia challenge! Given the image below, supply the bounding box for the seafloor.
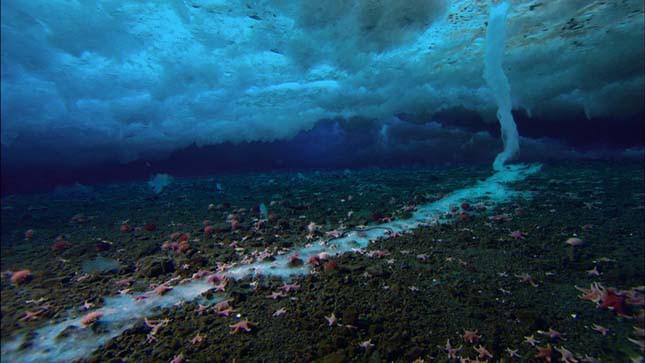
[1,161,644,362]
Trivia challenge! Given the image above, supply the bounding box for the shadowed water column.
[483,0,520,170]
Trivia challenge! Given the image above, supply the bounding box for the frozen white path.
[1,164,541,363]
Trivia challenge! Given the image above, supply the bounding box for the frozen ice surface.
[1,0,642,163]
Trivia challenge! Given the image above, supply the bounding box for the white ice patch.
[1,281,216,363]
[1,164,540,363]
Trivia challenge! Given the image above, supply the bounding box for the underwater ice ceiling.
[1,0,643,164]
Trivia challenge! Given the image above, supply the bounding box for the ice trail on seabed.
[1,164,541,363]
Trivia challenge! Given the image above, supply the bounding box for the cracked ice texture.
[1,0,643,164]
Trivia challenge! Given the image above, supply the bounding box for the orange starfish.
[535,344,553,362]
[463,329,481,343]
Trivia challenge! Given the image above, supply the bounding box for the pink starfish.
[214,300,232,311]
[359,339,374,349]
[115,277,134,287]
[154,284,173,296]
[213,281,227,292]
[509,230,526,240]
[196,304,209,315]
[474,345,493,359]
[229,320,255,334]
[80,310,104,326]
[207,273,226,284]
[438,339,462,359]
[20,310,45,321]
[217,307,235,317]
[278,283,300,293]
[192,270,211,279]
[144,317,170,343]
[367,250,390,258]
[287,254,303,265]
[539,328,566,341]
[554,346,578,363]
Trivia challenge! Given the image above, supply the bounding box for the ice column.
[483,0,520,170]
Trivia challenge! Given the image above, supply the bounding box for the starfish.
[191,333,205,345]
[278,283,300,293]
[591,324,609,336]
[154,284,173,296]
[515,273,539,287]
[524,335,540,346]
[196,304,209,315]
[213,281,227,292]
[367,250,390,258]
[539,328,566,341]
[474,345,493,359]
[325,313,337,326]
[509,230,526,240]
[463,329,481,343]
[25,297,47,304]
[554,346,578,363]
[325,229,343,238]
[144,317,171,342]
[586,266,601,276]
[214,300,231,310]
[575,282,605,303]
[506,348,520,358]
[217,307,235,317]
[438,339,462,359]
[229,320,255,334]
[20,310,45,321]
[359,339,374,349]
[267,291,287,300]
[273,308,287,317]
[535,344,553,362]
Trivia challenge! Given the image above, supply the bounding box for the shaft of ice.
[483,0,520,171]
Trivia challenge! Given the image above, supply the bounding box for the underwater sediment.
[1,161,643,362]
